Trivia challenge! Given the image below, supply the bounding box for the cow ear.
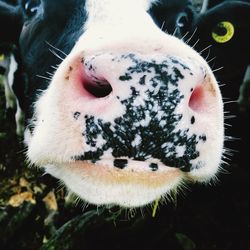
[0,1,23,44]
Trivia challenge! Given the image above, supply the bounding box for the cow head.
[0,0,224,208]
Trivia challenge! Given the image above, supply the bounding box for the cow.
[196,0,250,114]
[0,0,224,208]
[186,0,250,101]
[177,0,250,164]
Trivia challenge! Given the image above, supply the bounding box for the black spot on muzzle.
[73,54,207,172]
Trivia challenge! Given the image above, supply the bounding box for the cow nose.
[64,52,216,118]
[54,51,222,171]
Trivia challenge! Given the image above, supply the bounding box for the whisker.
[36,74,51,81]
[185,27,197,44]
[172,27,178,36]
[222,150,232,159]
[160,21,166,31]
[46,71,54,77]
[224,135,238,141]
[207,56,216,64]
[164,28,169,33]
[51,65,58,70]
[224,122,232,127]
[46,41,67,57]
[219,84,226,87]
[49,48,65,61]
[205,48,211,61]
[181,31,190,41]
[224,147,239,153]
[192,38,200,48]
[224,100,238,105]
[221,156,233,163]
[199,44,212,55]
[212,66,224,73]
[220,161,231,169]
[224,115,236,119]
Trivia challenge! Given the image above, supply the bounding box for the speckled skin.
[73,53,207,173]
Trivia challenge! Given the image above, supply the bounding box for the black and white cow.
[0,0,224,208]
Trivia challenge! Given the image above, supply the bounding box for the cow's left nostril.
[83,78,113,98]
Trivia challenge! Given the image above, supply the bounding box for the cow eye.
[22,0,41,18]
[212,21,235,43]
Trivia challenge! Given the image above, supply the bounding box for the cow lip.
[59,159,183,184]
[70,157,179,173]
[45,160,184,207]
[49,159,184,190]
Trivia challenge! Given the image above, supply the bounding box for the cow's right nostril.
[189,85,205,112]
[83,78,113,98]
[188,77,218,114]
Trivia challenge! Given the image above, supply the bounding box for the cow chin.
[44,161,184,208]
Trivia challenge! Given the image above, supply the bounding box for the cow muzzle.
[26,47,224,207]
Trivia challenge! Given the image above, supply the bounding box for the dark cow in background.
[187,0,250,102]
[0,0,224,208]
[199,0,250,113]
[175,0,250,164]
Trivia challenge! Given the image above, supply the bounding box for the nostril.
[188,85,205,112]
[83,78,113,98]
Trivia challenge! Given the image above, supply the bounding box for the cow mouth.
[44,159,184,207]
[72,157,182,173]
[58,159,184,189]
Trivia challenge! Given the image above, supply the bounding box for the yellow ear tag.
[0,54,5,61]
[152,198,160,218]
[212,21,235,43]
